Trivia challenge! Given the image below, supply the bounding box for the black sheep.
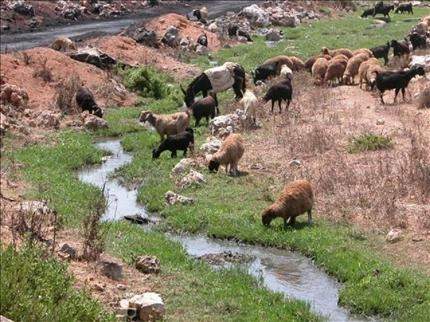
[75,86,103,118]
[391,39,410,57]
[237,29,252,42]
[370,42,391,65]
[375,66,425,104]
[373,3,394,17]
[409,33,427,50]
[152,128,194,159]
[395,3,413,14]
[253,64,278,84]
[262,79,293,113]
[188,94,218,127]
[361,8,375,18]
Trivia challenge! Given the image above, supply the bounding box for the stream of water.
[78,139,371,322]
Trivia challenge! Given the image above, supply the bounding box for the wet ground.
[78,139,374,322]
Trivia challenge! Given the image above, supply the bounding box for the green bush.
[348,133,393,153]
[121,66,173,99]
[0,245,114,322]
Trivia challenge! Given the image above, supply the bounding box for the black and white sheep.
[152,128,194,159]
[370,42,391,65]
[75,86,103,118]
[262,79,293,113]
[375,66,425,104]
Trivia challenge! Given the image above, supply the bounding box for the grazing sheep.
[197,33,208,47]
[152,128,194,159]
[51,37,77,52]
[280,64,293,80]
[422,16,430,28]
[395,3,413,14]
[240,89,259,124]
[375,66,425,104]
[75,86,103,118]
[413,22,429,35]
[304,54,331,72]
[262,78,293,113]
[289,56,305,71]
[188,94,218,127]
[321,47,353,59]
[361,8,375,18]
[417,86,430,109]
[312,57,330,84]
[261,180,314,228]
[373,3,394,17]
[352,48,374,58]
[343,53,369,85]
[139,110,190,140]
[391,39,410,58]
[358,58,380,89]
[366,64,385,90]
[208,133,244,176]
[370,42,391,65]
[253,56,294,83]
[324,59,347,86]
[409,33,427,50]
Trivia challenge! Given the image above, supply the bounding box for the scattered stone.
[0,84,29,109]
[197,251,255,265]
[0,315,14,322]
[289,159,302,166]
[1,24,10,31]
[161,26,180,47]
[412,235,424,242]
[179,170,205,189]
[117,284,127,291]
[92,282,106,292]
[209,113,241,137]
[133,28,159,48]
[242,4,270,27]
[51,37,77,52]
[196,44,209,55]
[165,191,194,205]
[200,137,222,154]
[386,228,402,243]
[34,111,61,129]
[128,293,165,321]
[123,214,150,225]
[135,255,160,274]
[207,22,218,32]
[171,158,197,176]
[69,47,117,70]
[237,36,249,43]
[376,119,385,125]
[12,1,34,16]
[99,260,123,281]
[0,113,9,136]
[83,114,108,130]
[265,28,282,41]
[58,243,77,260]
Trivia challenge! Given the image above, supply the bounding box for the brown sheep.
[312,57,330,84]
[324,59,347,86]
[422,15,430,27]
[262,180,314,228]
[288,56,305,71]
[51,37,77,52]
[417,86,430,109]
[262,56,294,74]
[304,54,331,72]
[366,64,384,90]
[358,58,380,89]
[139,110,190,140]
[352,48,374,58]
[343,53,369,85]
[208,133,244,176]
[322,47,353,59]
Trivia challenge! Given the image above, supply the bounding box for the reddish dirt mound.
[86,35,200,80]
[0,47,136,111]
[145,13,221,51]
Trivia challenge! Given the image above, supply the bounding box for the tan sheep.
[322,47,353,59]
[288,56,305,71]
[366,64,384,90]
[51,37,77,52]
[343,53,369,85]
[312,57,330,84]
[417,86,430,109]
[352,48,374,58]
[263,56,294,73]
[358,58,380,89]
[423,15,430,27]
[324,59,347,86]
[262,180,314,228]
[139,110,190,140]
[208,133,244,176]
[280,64,293,80]
[304,54,331,71]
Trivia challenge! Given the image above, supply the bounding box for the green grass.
[193,8,428,71]
[348,133,393,153]
[0,244,114,322]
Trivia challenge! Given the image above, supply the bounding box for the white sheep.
[240,89,259,124]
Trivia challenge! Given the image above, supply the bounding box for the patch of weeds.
[348,133,393,153]
[0,244,114,321]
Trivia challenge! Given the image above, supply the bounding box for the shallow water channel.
[78,139,370,322]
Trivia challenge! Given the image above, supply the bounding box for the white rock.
[242,4,270,27]
[200,137,222,154]
[165,191,194,205]
[196,44,209,55]
[171,158,196,176]
[207,22,218,32]
[84,114,108,130]
[129,293,165,321]
[36,111,61,129]
[376,119,385,125]
[179,170,205,189]
[386,228,402,243]
[265,28,282,41]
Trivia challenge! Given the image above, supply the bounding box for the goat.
[152,128,194,159]
[208,133,244,176]
[139,110,190,140]
[370,42,391,65]
[375,66,425,104]
[409,33,427,50]
[75,86,103,118]
[395,3,413,14]
[262,79,293,113]
[197,33,208,47]
[188,94,218,127]
[373,3,394,17]
[240,89,259,124]
[361,8,375,18]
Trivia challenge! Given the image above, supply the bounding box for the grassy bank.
[0,244,114,321]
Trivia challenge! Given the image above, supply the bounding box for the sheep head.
[261,208,276,227]
[152,148,161,159]
[139,111,155,125]
[208,159,220,172]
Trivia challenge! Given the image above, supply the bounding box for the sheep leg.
[394,88,400,104]
[171,150,177,158]
[278,100,282,114]
[307,210,313,225]
[379,91,385,104]
[383,56,388,66]
[233,78,244,100]
[286,99,291,110]
[401,88,407,102]
[283,218,289,229]
[183,149,187,157]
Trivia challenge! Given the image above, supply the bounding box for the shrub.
[32,58,53,83]
[0,245,114,321]
[55,74,81,114]
[348,133,393,153]
[121,66,172,99]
